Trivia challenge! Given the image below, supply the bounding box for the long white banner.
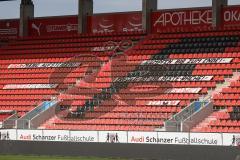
[14,129,98,142]
[0,129,239,147]
[166,88,202,94]
[8,62,81,69]
[142,58,233,65]
[147,100,180,106]
[3,84,58,89]
[115,76,213,83]
[0,28,17,35]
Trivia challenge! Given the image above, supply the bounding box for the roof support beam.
[142,0,157,33]
[212,0,228,28]
[19,0,34,37]
[78,0,93,34]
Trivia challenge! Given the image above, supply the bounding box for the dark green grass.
[0,155,129,160]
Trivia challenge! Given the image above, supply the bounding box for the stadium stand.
[0,31,145,121]
[0,27,240,132]
[42,29,240,131]
[1,1,240,160]
[192,75,240,133]
[39,29,240,131]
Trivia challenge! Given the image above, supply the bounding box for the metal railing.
[16,100,58,129]
[165,96,212,132]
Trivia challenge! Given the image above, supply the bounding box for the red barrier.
[28,12,142,36]
[28,16,78,36]
[151,8,212,33]
[0,19,19,39]
[89,12,143,33]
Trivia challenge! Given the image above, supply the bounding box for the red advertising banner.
[223,5,240,27]
[90,12,143,33]
[0,19,19,39]
[151,8,212,33]
[28,16,78,36]
[28,12,142,36]
[2,5,238,37]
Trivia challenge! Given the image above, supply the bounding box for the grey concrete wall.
[30,104,58,129]
[3,114,18,129]
[182,102,213,132]
[0,141,239,160]
[16,119,29,129]
[164,121,181,132]
[16,104,39,129]
[165,102,196,132]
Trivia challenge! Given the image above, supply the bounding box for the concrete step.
[191,109,229,132]
[207,72,240,97]
[191,114,217,131]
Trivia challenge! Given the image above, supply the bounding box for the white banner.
[0,129,16,140]
[91,46,114,52]
[189,133,222,146]
[8,62,81,69]
[1,129,239,147]
[166,88,202,94]
[142,58,233,65]
[99,131,127,143]
[3,84,58,89]
[17,129,43,141]
[147,100,180,106]
[0,110,14,113]
[42,130,69,142]
[157,132,189,145]
[128,132,158,144]
[15,130,98,142]
[222,133,240,147]
[69,131,98,143]
[115,76,213,83]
